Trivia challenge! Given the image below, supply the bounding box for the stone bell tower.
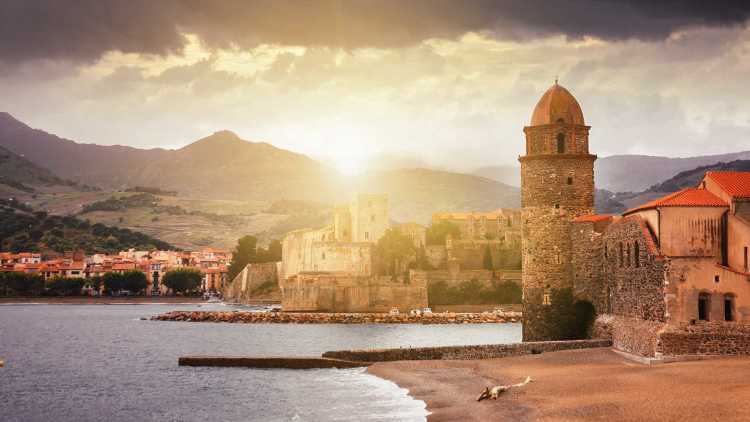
[520,82,596,341]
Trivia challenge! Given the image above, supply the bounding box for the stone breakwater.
[151,310,521,324]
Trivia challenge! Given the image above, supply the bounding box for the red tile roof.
[706,171,750,199]
[624,188,728,215]
[572,214,613,223]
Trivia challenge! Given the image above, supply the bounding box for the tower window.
[556,133,565,153]
[744,246,748,272]
[567,177,573,185]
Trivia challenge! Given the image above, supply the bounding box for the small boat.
[0,358,4,367]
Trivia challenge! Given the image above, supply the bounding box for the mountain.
[595,159,750,214]
[595,151,750,193]
[0,113,520,224]
[472,165,521,187]
[0,145,74,192]
[0,112,170,189]
[132,130,337,202]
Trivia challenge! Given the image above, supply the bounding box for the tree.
[265,239,282,262]
[375,228,416,277]
[483,245,495,270]
[46,277,84,296]
[228,235,258,281]
[162,268,203,295]
[1,272,45,296]
[121,270,148,294]
[103,272,124,294]
[86,275,104,295]
[426,221,461,245]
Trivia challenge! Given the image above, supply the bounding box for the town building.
[0,248,230,295]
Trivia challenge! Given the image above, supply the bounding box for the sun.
[333,153,369,175]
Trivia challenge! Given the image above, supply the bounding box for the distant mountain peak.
[211,130,240,139]
[0,112,30,130]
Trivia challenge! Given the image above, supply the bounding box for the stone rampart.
[281,273,427,313]
[223,262,280,303]
[322,339,611,362]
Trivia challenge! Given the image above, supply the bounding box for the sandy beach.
[369,348,750,421]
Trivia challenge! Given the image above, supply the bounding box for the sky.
[1,0,750,174]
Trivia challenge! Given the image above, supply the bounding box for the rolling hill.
[595,159,750,214]
[0,113,521,225]
[595,151,750,193]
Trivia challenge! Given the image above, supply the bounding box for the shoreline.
[368,348,750,421]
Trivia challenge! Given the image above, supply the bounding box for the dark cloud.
[1,0,749,65]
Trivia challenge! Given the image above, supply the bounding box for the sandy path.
[369,348,750,421]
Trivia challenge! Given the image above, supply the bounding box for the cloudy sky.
[1,0,750,173]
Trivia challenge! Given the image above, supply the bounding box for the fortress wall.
[224,262,280,302]
[281,273,427,313]
[425,245,446,269]
[447,239,521,270]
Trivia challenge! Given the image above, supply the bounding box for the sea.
[0,304,522,422]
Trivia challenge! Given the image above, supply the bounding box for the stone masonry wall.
[659,321,750,356]
[602,216,668,322]
[223,262,280,302]
[571,221,608,313]
[281,273,427,313]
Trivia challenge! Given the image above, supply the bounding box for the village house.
[0,248,231,296]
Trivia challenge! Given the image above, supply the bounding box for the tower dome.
[530,83,584,126]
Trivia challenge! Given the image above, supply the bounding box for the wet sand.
[368,348,750,421]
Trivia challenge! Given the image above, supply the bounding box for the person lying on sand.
[477,376,533,401]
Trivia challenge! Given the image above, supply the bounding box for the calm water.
[0,304,522,422]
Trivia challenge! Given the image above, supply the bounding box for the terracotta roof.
[706,171,750,199]
[530,83,584,126]
[572,214,613,223]
[624,188,728,215]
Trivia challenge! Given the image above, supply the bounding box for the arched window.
[556,133,566,153]
[698,293,711,321]
[724,294,735,321]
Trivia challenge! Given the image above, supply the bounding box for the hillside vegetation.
[0,199,173,254]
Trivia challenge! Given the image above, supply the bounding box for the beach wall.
[322,339,611,362]
[659,322,750,356]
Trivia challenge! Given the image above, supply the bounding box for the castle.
[277,193,429,313]
[523,83,750,358]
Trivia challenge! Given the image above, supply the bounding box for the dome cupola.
[530,82,584,126]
